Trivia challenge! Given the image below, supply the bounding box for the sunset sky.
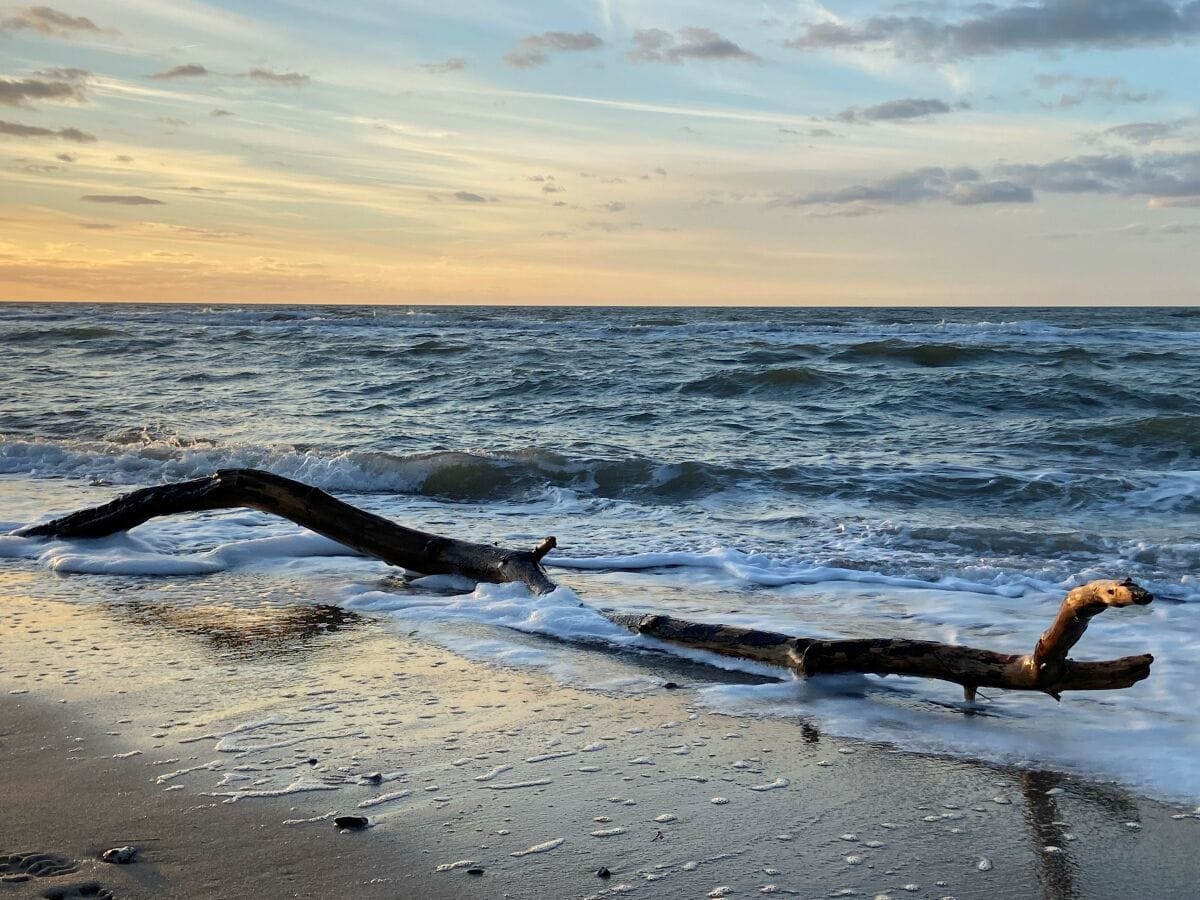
[1,1,1198,304]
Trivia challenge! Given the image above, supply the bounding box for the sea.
[1,303,1197,803]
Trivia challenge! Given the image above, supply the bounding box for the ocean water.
[1,303,1198,802]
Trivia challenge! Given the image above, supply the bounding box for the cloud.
[950,180,1035,204]
[0,119,95,141]
[628,27,761,63]
[453,190,488,202]
[0,76,85,106]
[417,58,466,74]
[585,220,642,233]
[1149,195,1200,207]
[994,151,1200,197]
[34,67,89,80]
[1093,118,1195,144]
[242,68,310,86]
[603,201,626,212]
[837,97,961,123]
[0,6,103,38]
[780,149,1200,211]
[780,126,837,137]
[55,151,75,162]
[781,166,979,207]
[505,31,603,68]
[81,194,164,205]
[1042,220,1200,238]
[1034,73,1156,107]
[151,64,209,80]
[786,0,1200,60]
[211,108,234,117]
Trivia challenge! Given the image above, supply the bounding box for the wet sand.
[1,577,1197,900]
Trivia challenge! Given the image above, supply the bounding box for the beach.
[2,304,1199,898]
[2,579,1197,900]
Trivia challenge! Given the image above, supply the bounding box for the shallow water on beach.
[1,303,1198,802]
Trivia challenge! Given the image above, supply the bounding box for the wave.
[833,340,999,367]
[4,435,1197,515]
[1057,415,1200,457]
[5,325,124,343]
[679,366,826,397]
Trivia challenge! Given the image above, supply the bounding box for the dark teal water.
[3,303,1198,596]
[1,303,1197,798]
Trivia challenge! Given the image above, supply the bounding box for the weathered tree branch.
[16,468,557,595]
[605,599,1153,700]
[15,470,1155,700]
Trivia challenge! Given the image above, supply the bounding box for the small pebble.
[335,815,369,830]
[597,867,612,879]
[467,868,484,876]
[101,846,137,865]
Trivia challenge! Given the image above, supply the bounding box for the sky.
[0,0,1198,305]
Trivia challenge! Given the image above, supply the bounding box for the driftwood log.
[15,468,1154,701]
[16,468,557,595]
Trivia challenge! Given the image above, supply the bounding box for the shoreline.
[2,583,1197,899]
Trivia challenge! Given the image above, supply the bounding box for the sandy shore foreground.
[1,573,1197,900]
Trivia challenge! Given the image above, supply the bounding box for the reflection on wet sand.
[111,601,362,660]
[1018,768,1146,900]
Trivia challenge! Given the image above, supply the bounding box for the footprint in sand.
[0,851,80,878]
[41,883,116,900]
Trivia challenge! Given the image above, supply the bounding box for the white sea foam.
[547,549,1033,598]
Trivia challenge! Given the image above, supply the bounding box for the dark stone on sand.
[362,772,383,784]
[466,867,484,875]
[100,846,137,864]
[663,682,680,690]
[597,867,611,879]
[334,815,369,830]
[42,882,114,900]
[306,758,318,765]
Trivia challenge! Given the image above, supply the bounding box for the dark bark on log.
[15,470,1155,699]
[16,468,557,595]
[606,591,1154,698]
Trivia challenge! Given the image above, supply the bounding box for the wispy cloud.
[242,68,310,86]
[0,5,104,38]
[780,148,1200,211]
[836,97,963,123]
[628,27,761,64]
[505,31,603,68]
[779,166,1032,210]
[0,76,86,106]
[417,58,467,74]
[81,194,164,205]
[1092,118,1197,145]
[995,151,1200,198]
[33,67,89,80]
[453,190,489,202]
[1034,73,1157,107]
[0,119,95,141]
[151,64,209,80]
[787,0,1200,60]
